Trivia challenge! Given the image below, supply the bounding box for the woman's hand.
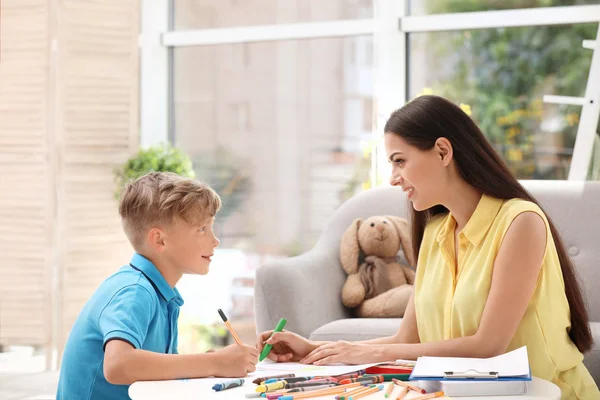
[256,330,318,362]
[301,341,385,365]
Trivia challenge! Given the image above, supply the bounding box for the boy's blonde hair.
[118,172,221,249]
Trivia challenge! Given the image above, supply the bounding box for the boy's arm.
[104,340,217,384]
[103,340,259,384]
[98,286,258,384]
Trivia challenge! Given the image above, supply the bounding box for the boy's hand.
[213,344,259,377]
[256,330,317,362]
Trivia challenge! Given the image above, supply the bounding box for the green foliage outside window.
[113,143,196,199]
[421,0,597,179]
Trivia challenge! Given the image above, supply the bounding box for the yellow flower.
[459,103,472,116]
[507,126,521,139]
[507,148,523,162]
[566,113,580,126]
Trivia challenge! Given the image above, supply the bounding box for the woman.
[256,95,599,399]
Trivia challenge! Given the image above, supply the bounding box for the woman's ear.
[435,137,453,166]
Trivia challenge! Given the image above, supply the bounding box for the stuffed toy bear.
[340,216,416,318]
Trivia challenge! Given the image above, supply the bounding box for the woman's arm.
[303,211,547,364]
[358,292,420,345]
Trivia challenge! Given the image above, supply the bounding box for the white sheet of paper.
[410,346,530,379]
[256,360,382,377]
[129,371,272,400]
[129,363,382,399]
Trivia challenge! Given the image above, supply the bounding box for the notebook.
[409,346,531,381]
[365,359,414,375]
[365,365,413,375]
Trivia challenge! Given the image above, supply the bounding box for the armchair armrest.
[254,245,351,339]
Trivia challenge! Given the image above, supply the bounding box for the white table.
[129,376,561,400]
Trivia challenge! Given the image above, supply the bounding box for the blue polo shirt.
[57,253,184,400]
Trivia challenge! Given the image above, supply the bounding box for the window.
[363,97,373,132]
[408,24,596,179]
[409,0,600,16]
[171,37,375,346]
[173,0,374,30]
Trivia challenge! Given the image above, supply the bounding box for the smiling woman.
[256,95,600,400]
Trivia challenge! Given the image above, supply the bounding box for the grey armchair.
[254,181,600,383]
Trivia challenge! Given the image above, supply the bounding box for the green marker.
[259,318,287,361]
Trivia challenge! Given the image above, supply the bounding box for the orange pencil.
[412,391,445,400]
[341,385,373,399]
[284,382,361,399]
[385,382,395,398]
[395,386,409,400]
[217,309,242,345]
[284,388,346,399]
[330,382,362,391]
[349,385,382,400]
[392,379,426,394]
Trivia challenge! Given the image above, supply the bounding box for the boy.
[57,172,258,399]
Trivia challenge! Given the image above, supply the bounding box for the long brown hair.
[383,95,593,353]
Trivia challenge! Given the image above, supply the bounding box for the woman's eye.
[394,159,405,166]
[199,227,206,233]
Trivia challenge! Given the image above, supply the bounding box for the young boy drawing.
[57,172,258,400]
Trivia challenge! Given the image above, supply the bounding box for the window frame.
[140,1,600,181]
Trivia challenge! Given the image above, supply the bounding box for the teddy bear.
[340,215,416,318]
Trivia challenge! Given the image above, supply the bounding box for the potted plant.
[113,142,196,199]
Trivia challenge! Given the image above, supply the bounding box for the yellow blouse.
[414,194,599,400]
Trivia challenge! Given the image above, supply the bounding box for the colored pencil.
[217,309,242,345]
[385,382,395,398]
[392,378,426,394]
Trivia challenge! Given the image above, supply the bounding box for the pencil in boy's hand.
[218,308,243,345]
